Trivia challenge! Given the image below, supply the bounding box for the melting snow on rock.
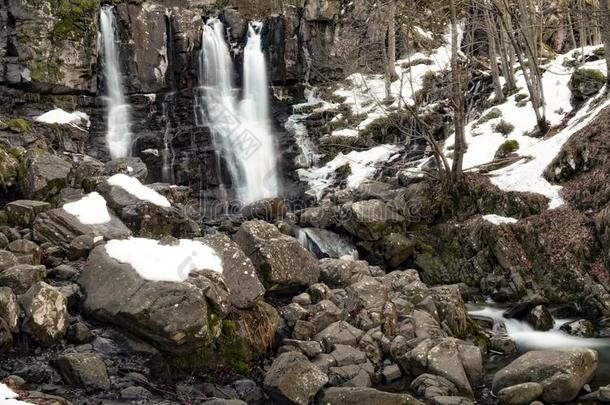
[105,238,223,282]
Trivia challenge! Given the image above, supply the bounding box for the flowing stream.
[100,6,132,160]
[469,302,610,385]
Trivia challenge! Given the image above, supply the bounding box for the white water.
[100,6,132,159]
[469,304,610,351]
[198,19,280,205]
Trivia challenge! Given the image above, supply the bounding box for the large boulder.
[0,287,19,332]
[97,176,199,238]
[33,207,131,249]
[319,258,383,288]
[319,387,424,405]
[0,264,46,294]
[19,282,69,346]
[340,200,405,241]
[52,353,111,391]
[201,234,265,309]
[78,244,223,353]
[235,220,320,291]
[103,157,149,183]
[20,150,72,201]
[5,200,51,227]
[241,198,288,221]
[492,348,598,403]
[263,352,328,405]
[569,68,606,101]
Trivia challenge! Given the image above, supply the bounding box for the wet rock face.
[1,0,99,93]
[492,348,598,403]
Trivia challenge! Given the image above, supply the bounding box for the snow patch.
[298,144,402,200]
[63,192,112,225]
[107,174,171,208]
[105,238,223,282]
[35,108,90,129]
[0,383,34,405]
[482,214,518,225]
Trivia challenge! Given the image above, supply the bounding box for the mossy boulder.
[569,69,606,101]
[495,140,519,159]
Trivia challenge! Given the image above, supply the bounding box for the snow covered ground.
[105,238,223,282]
[331,27,460,134]
[490,85,610,208]
[295,29,609,209]
[107,174,171,208]
[298,144,402,200]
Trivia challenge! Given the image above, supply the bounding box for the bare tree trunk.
[484,2,505,102]
[497,0,548,133]
[566,4,578,51]
[601,0,610,86]
[387,0,398,82]
[450,0,465,184]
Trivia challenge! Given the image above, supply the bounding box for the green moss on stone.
[6,118,31,133]
[52,0,99,40]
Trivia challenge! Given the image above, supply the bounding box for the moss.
[516,100,528,108]
[52,0,99,41]
[494,120,514,135]
[6,118,31,133]
[476,108,502,126]
[514,93,528,102]
[496,139,519,158]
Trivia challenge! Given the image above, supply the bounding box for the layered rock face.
[1,0,395,207]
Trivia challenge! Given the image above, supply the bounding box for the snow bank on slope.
[490,88,610,208]
[63,192,112,225]
[482,214,518,225]
[35,108,90,129]
[445,46,606,171]
[105,238,222,282]
[298,144,402,200]
[107,174,171,208]
[331,26,462,135]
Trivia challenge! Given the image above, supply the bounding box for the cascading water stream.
[239,22,280,203]
[198,19,280,205]
[100,6,132,160]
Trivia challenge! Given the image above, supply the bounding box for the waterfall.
[239,22,280,203]
[100,6,132,160]
[198,19,280,205]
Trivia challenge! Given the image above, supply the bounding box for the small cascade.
[100,6,132,160]
[161,10,176,183]
[197,19,280,205]
[161,92,176,183]
[297,227,358,260]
